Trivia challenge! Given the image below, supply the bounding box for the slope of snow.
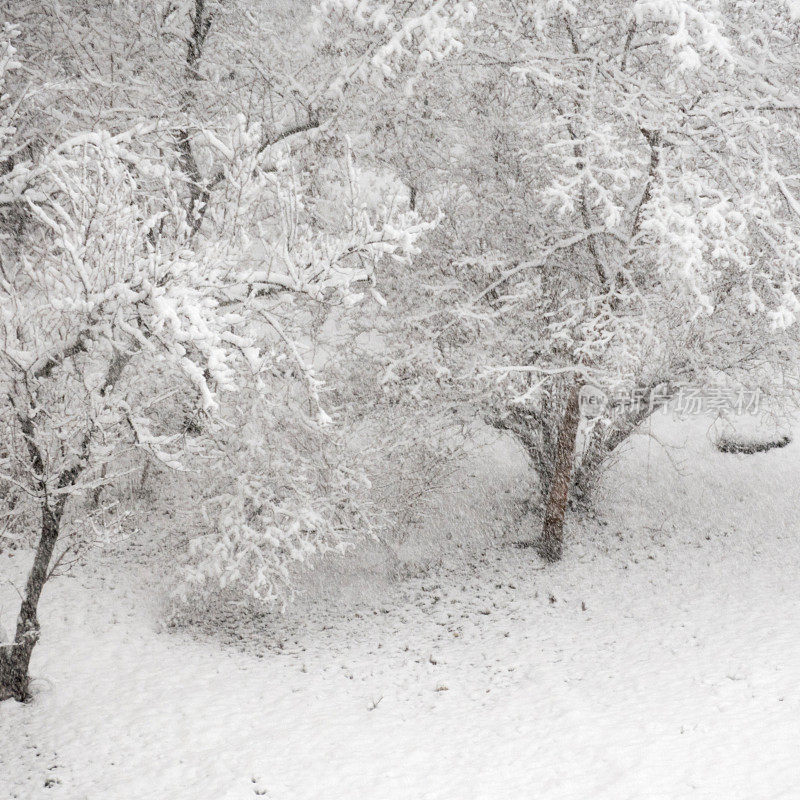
[2,411,800,799]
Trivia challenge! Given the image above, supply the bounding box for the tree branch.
[257,113,322,157]
[629,128,661,246]
[32,331,91,380]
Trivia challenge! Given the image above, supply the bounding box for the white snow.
[2,410,800,799]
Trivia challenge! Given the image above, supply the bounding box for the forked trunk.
[539,380,582,561]
[0,504,62,702]
[572,382,672,504]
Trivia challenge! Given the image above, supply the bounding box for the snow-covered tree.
[0,0,467,701]
[369,0,800,559]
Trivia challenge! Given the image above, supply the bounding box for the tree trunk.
[571,382,672,504]
[0,503,63,702]
[571,420,606,504]
[539,380,582,561]
[91,463,107,509]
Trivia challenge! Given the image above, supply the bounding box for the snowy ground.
[2,410,800,800]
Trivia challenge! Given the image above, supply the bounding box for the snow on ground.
[2,410,800,800]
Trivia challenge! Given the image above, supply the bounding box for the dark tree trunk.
[1,317,124,702]
[91,463,107,509]
[539,381,582,561]
[0,503,64,702]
